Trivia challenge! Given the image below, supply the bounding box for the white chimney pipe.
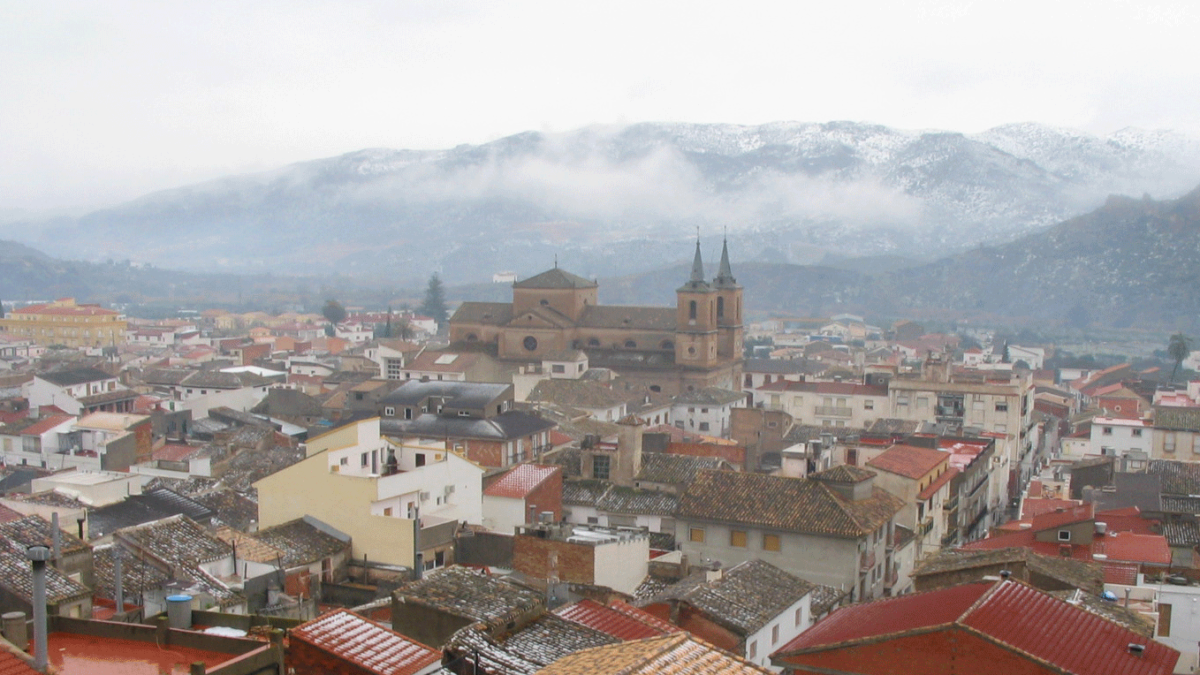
[27,545,50,673]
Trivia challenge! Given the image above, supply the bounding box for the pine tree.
[420,274,448,327]
[322,299,347,326]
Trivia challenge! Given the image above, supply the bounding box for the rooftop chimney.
[27,545,50,672]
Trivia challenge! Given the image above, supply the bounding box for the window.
[384,407,395,417]
[772,624,780,645]
[1165,433,1176,453]
[361,452,369,467]
[730,530,748,547]
[699,422,710,431]
[523,336,538,351]
[717,296,725,318]
[384,507,393,516]
[864,400,874,410]
[592,454,611,480]
[689,527,706,543]
[763,534,781,551]
[748,641,757,660]
[1057,530,1071,542]
[552,364,565,374]
[794,607,803,627]
[588,337,601,347]
[995,401,1008,412]
[1102,427,1113,436]
[624,340,637,349]
[689,301,697,321]
[1132,428,1143,437]
[405,408,413,420]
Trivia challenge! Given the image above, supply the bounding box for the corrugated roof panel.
[292,609,440,675]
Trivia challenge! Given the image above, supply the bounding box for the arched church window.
[717,297,725,318]
[689,301,697,321]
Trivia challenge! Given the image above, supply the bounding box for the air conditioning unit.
[419,491,431,501]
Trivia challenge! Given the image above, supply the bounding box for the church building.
[448,241,744,395]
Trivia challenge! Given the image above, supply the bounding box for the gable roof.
[514,268,597,289]
[775,580,1177,675]
[677,470,904,539]
[533,633,771,675]
[641,560,814,636]
[485,464,561,499]
[395,566,543,627]
[866,444,948,480]
[554,599,680,641]
[292,609,440,675]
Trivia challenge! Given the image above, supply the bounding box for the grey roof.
[1161,495,1200,514]
[744,358,807,375]
[379,380,511,410]
[39,367,114,386]
[396,566,544,626]
[577,306,677,331]
[1095,473,1162,513]
[562,480,610,507]
[672,387,746,406]
[598,486,678,516]
[93,544,171,601]
[1147,459,1200,495]
[1162,521,1200,547]
[191,489,260,531]
[1154,406,1200,433]
[513,268,597,290]
[449,301,514,326]
[0,515,90,555]
[382,411,555,442]
[636,453,724,486]
[640,560,814,636]
[253,518,350,568]
[0,548,90,604]
[88,488,214,539]
[528,380,631,410]
[115,514,231,567]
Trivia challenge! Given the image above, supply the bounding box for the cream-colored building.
[255,417,484,570]
[0,298,126,348]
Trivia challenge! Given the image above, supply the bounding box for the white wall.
[482,495,527,534]
[592,536,649,595]
[744,593,811,672]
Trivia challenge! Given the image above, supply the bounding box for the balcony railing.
[859,550,876,572]
[943,495,959,512]
[918,517,935,537]
[815,406,853,418]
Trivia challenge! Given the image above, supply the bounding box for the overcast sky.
[3,0,1199,213]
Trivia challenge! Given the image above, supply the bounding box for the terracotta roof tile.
[866,444,948,480]
[533,632,772,675]
[678,470,904,539]
[292,609,440,675]
[485,464,561,499]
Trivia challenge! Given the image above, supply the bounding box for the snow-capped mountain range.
[8,121,1200,285]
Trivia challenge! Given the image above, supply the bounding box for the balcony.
[884,566,899,589]
[815,406,853,418]
[918,517,935,538]
[943,495,959,512]
[941,531,958,547]
[859,550,876,572]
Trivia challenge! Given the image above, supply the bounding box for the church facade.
[448,242,744,395]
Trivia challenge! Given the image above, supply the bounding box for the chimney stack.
[27,545,50,672]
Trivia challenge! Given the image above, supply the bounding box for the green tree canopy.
[1168,333,1193,382]
[420,274,448,327]
[322,299,347,325]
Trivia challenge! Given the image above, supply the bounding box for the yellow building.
[0,298,127,348]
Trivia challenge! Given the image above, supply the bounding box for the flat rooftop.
[47,632,236,674]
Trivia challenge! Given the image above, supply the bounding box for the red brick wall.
[288,637,374,675]
[525,468,563,522]
[466,440,504,468]
[513,535,594,585]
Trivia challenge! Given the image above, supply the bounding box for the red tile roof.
[18,415,74,437]
[777,581,1178,675]
[291,609,440,675]
[866,444,947,480]
[1021,497,1083,520]
[1095,532,1172,566]
[484,464,560,499]
[917,467,958,501]
[555,599,680,641]
[1030,503,1094,531]
[152,444,201,462]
